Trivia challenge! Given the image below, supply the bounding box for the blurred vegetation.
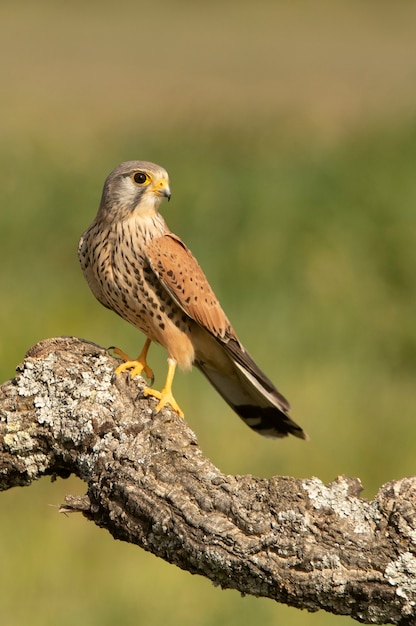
[1,1,415,625]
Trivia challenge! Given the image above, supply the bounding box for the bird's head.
[98,161,171,222]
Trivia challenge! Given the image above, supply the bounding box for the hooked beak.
[152,178,171,201]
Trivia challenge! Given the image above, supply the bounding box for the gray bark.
[1,337,416,625]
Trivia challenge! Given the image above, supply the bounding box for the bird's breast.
[79,216,196,368]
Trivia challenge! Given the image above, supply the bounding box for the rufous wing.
[146,233,235,340]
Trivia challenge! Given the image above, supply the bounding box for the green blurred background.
[1,1,415,624]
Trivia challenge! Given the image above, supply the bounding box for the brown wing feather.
[146,234,306,440]
[146,234,235,340]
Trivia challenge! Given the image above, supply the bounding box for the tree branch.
[1,337,416,624]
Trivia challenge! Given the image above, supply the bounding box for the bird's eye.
[133,172,149,185]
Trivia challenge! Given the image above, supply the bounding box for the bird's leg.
[113,338,155,384]
[144,358,184,418]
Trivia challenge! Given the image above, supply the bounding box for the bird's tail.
[195,338,307,440]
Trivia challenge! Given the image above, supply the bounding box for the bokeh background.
[1,1,415,624]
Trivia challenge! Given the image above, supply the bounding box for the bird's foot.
[115,359,153,381]
[111,343,155,384]
[143,386,184,418]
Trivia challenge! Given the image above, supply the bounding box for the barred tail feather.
[195,344,307,440]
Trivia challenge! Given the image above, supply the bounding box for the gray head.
[97,161,171,223]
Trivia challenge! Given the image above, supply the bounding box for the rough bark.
[1,337,416,624]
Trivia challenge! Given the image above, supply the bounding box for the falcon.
[78,161,307,440]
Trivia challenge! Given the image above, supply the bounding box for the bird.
[78,161,307,440]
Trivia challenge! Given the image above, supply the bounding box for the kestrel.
[78,161,306,440]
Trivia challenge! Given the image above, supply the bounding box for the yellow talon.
[115,359,148,379]
[111,347,131,362]
[143,358,184,417]
[112,338,155,384]
[144,388,184,417]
